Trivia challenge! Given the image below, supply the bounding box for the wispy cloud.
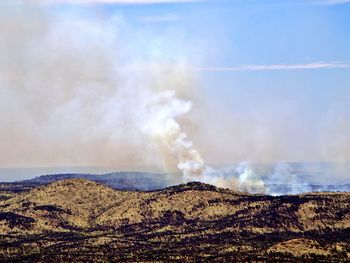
[196,62,350,72]
[314,0,350,5]
[115,62,350,73]
[140,14,181,23]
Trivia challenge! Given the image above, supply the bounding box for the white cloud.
[115,62,350,72]
[196,62,350,72]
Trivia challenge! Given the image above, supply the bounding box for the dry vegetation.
[0,179,349,262]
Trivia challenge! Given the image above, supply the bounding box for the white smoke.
[138,88,228,185]
[138,89,270,194]
[236,162,267,194]
[137,87,256,191]
[140,90,207,180]
[266,163,312,195]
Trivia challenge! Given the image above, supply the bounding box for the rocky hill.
[0,179,349,261]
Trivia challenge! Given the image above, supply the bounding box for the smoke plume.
[236,163,267,194]
[135,76,247,190]
[0,0,225,188]
[140,90,206,180]
[1,1,349,193]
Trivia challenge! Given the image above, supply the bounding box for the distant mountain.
[0,179,349,261]
[21,171,180,191]
[18,171,350,194]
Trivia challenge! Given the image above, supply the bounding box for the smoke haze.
[0,1,194,171]
[0,1,349,190]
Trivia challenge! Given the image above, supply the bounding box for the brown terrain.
[0,179,350,262]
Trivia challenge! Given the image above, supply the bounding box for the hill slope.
[0,179,349,261]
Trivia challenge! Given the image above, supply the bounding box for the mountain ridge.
[19,171,177,191]
[7,171,350,195]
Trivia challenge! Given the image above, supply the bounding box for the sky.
[1,0,350,181]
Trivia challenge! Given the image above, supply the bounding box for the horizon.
[1,162,349,186]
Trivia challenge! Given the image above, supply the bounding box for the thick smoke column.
[138,87,238,190]
[141,90,207,181]
[137,87,245,191]
[139,88,268,194]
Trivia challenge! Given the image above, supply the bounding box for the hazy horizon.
[1,162,350,187]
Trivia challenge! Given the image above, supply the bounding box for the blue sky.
[54,0,350,94]
[65,0,350,152]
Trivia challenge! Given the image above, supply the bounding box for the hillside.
[0,179,349,261]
